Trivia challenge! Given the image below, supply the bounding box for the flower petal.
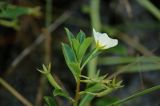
[93,28,98,43]
[93,28,118,49]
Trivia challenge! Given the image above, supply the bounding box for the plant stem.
[108,85,160,106]
[74,79,81,106]
[46,73,61,89]
[81,48,99,70]
[74,47,98,106]
[0,77,33,106]
[88,0,101,78]
[46,0,53,27]
[90,0,101,30]
[79,0,101,106]
[74,64,82,106]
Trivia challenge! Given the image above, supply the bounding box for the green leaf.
[46,73,62,90]
[108,85,160,106]
[71,38,80,56]
[62,43,80,81]
[65,28,75,46]
[95,97,121,106]
[77,37,92,63]
[79,94,94,106]
[98,56,160,73]
[62,43,77,63]
[44,96,57,106]
[98,56,160,65]
[69,63,81,80]
[53,89,72,101]
[0,19,19,29]
[81,48,99,69]
[76,30,86,44]
[81,73,110,95]
[121,63,160,73]
[0,4,40,19]
[66,62,80,82]
[39,64,62,90]
[82,83,106,94]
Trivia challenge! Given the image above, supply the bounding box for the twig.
[122,0,133,18]
[5,10,72,76]
[136,0,160,21]
[35,29,52,106]
[2,10,72,106]
[119,33,154,56]
[0,77,33,106]
[107,62,137,80]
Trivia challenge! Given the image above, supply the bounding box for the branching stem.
[74,79,81,106]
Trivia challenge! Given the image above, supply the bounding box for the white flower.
[93,28,118,49]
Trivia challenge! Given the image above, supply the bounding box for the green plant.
[0,1,41,29]
[39,28,122,106]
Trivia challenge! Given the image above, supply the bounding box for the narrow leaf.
[95,97,121,106]
[62,43,80,81]
[79,94,94,106]
[0,4,40,19]
[108,85,160,106]
[65,28,75,46]
[53,89,72,101]
[71,39,80,56]
[44,96,57,106]
[98,56,160,65]
[69,63,81,79]
[76,30,86,44]
[81,48,99,69]
[77,37,92,63]
[82,83,105,94]
[121,63,160,73]
[62,43,77,63]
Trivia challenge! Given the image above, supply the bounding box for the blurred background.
[0,0,160,106]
